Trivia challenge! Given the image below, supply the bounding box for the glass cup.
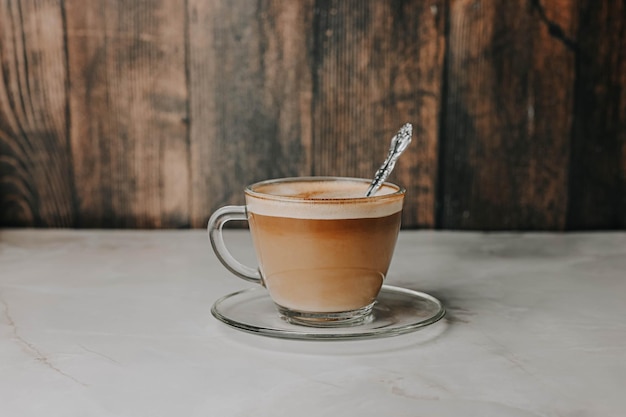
[208,177,405,327]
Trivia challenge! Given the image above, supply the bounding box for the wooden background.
[0,0,624,230]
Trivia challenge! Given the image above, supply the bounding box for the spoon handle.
[365,123,413,197]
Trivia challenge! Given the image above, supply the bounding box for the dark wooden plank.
[187,0,315,228]
[2,0,624,231]
[439,0,575,230]
[310,0,445,228]
[65,0,189,228]
[0,0,73,227]
[567,0,626,229]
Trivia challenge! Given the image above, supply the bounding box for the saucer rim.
[211,285,446,341]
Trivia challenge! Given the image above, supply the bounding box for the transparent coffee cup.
[208,177,405,327]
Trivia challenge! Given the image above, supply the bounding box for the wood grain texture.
[439,0,575,230]
[0,0,72,226]
[567,0,626,229]
[187,0,314,227]
[65,0,188,228]
[310,0,444,227]
[0,0,625,230]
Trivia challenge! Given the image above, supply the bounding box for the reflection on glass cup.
[208,177,405,327]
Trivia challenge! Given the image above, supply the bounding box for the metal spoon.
[365,123,413,197]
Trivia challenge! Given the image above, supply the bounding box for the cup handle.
[207,205,262,284]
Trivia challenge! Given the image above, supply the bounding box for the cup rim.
[244,176,405,203]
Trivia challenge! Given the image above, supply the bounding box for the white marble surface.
[0,229,625,417]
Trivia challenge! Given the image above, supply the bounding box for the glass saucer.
[211,285,445,341]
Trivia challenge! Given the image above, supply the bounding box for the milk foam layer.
[245,178,404,219]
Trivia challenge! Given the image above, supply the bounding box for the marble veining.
[0,230,625,417]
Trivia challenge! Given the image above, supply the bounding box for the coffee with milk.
[209,177,404,326]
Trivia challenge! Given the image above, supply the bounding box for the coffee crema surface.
[245,178,404,313]
[246,178,403,220]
